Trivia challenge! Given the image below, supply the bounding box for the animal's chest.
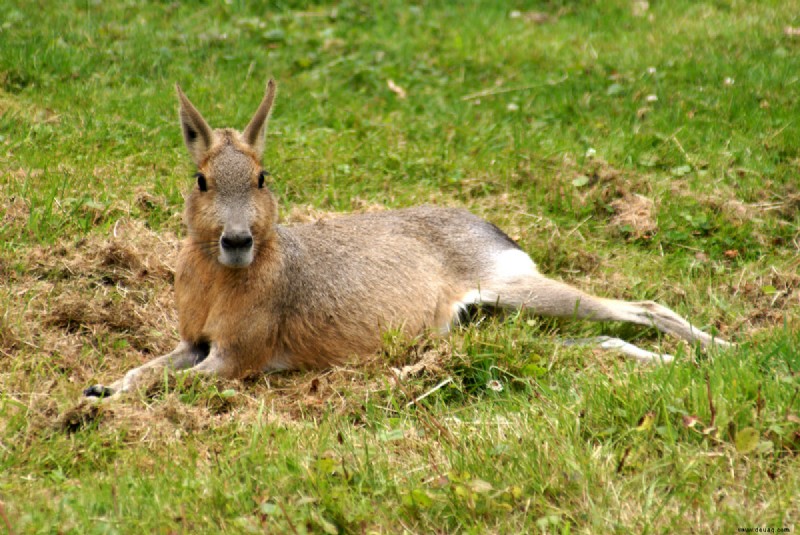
[173,250,293,372]
[174,255,216,342]
[174,252,264,344]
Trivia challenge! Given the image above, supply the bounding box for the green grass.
[1,0,799,532]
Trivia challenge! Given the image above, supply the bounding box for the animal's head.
[176,80,278,268]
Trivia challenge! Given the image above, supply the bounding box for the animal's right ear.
[176,84,214,166]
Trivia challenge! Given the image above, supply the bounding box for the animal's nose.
[220,232,253,249]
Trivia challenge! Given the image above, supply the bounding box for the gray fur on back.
[281,205,518,282]
[267,206,521,341]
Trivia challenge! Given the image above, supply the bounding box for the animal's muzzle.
[220,232,254,250]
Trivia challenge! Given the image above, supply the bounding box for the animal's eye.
[258,170,269,189]
[196,172,207,192]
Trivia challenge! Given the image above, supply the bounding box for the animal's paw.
[83,384,115,398]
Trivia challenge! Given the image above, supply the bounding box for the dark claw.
[83,384,115,398]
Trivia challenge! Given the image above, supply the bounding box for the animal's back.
[284,205,520,275]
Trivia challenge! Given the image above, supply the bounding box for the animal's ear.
[241,79,277,159]
[176,84,214,166]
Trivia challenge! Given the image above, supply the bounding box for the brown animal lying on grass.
[84,79,729,399]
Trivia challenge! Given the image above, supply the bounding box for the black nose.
[220,233,253,250]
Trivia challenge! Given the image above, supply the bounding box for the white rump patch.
[450,289,482,317]
[446,288,500,332]
[491,249,537,280]
[444,249,537,332]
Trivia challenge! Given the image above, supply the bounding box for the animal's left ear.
[242,78,277,159]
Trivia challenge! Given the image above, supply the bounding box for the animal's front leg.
[84,341,207,399]
[179,348,240,380]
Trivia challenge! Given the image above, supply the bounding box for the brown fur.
[84,80,730,400]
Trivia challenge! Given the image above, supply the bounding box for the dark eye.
[196,172,207,192]
[258,170,269,189]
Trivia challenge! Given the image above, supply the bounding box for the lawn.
[1,0,799,532]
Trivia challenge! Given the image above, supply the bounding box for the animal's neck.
[250,228,280,270]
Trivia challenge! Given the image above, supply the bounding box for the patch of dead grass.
[570,156,642,206]
[730,266,800,331]
[27,325,456,442]
[669,178,800,240]
[3,219,179,385]
[609,193,657,240]
[49,338,453,442]
[55,396,220,444]
[51,370,274,443]
[1,193,29,229]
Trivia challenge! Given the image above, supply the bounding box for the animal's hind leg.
[463,279,676,363]
[461,250,728,361]
[486,274,727,346]
[561,336,674,364]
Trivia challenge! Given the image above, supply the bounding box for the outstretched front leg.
[84,340,210,399]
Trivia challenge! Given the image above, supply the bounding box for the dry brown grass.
[609,193,658,240]
[729,265,800,331]
[49,339,455,444]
